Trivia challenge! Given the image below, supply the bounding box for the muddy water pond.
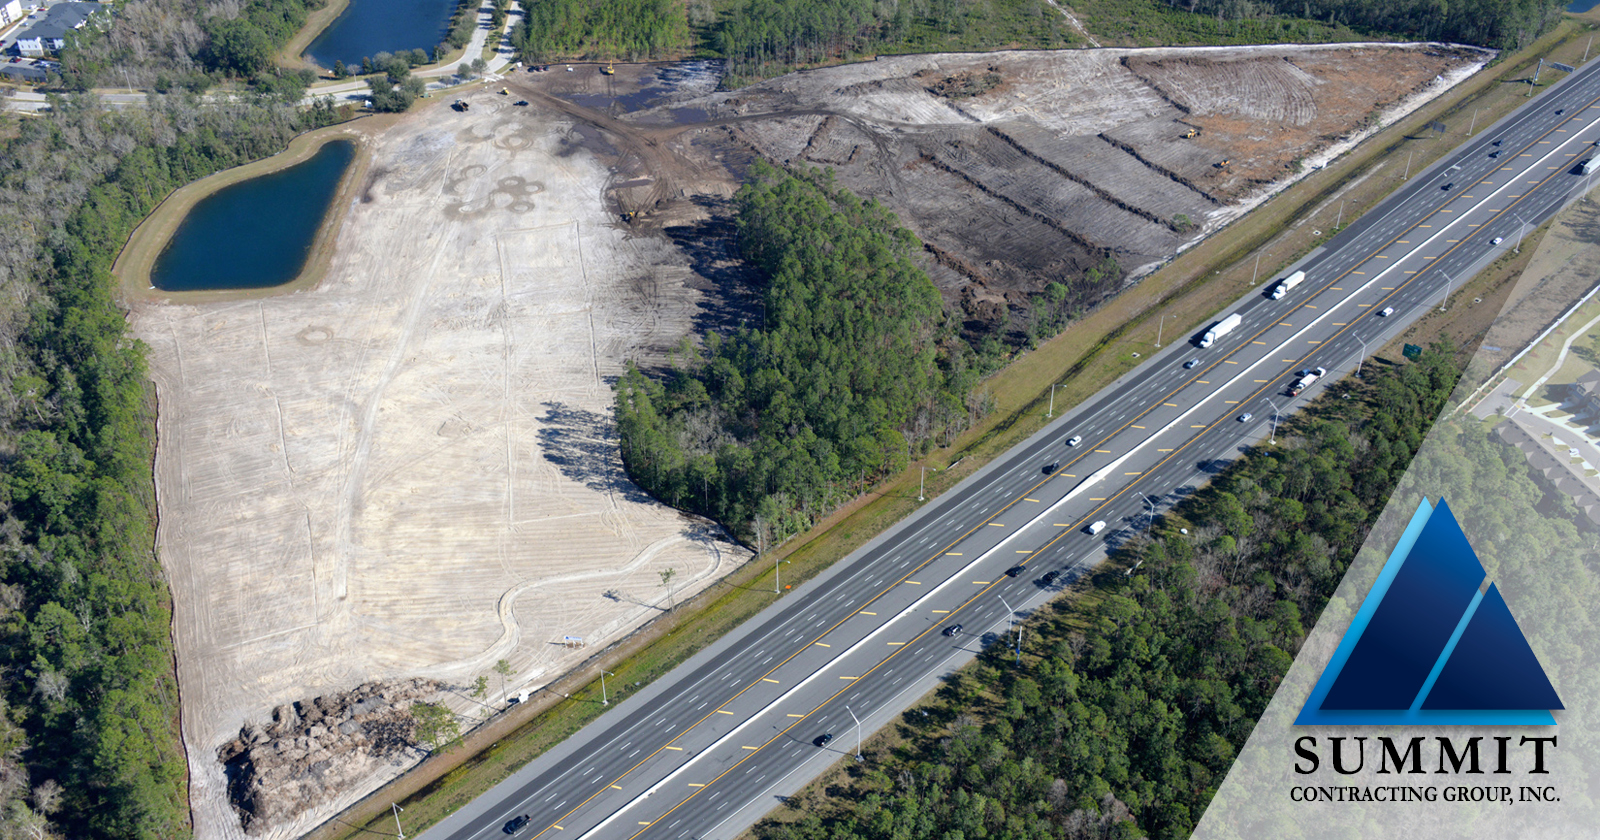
[304,0,458,69]
[150,140,355,292]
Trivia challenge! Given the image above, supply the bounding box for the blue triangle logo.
[1296,498,1562,725]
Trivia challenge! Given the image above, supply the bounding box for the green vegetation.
[512,0,691,61]
[365,52,431,111]
[1177,0,1569,51]
[754,345,1466,840]
[616,162,977,543]
[0,93,342,840]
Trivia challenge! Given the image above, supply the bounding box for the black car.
[1488,150,1500,159]
[514,100,529,106]
[1493,139,1503,146]
[504,814,532,834]
[1040,570,1061,585]
[1043,462,1059,474]
[1441,182,1455,191]
[814,733,834,747]
[1006,565,1025,577]
[943,623,963,637]
[1557,109,1566,115]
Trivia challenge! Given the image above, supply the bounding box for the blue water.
[1570,0,1599,13]
[151,140,355,292]
[304,0,460,69]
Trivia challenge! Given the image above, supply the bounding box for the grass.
[317,15,1600,840]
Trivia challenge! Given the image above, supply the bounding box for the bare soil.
[547,46,1486,338]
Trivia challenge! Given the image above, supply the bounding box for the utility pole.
[392,803,405,839]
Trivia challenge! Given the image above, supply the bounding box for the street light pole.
[1356,336,1369,377]
[1515,214,1529,254]
[1439,269,1455,312]
[1251,252,1263,286]
[1266,399,1280,445]
[918,464,939,502]
[998,594,1020,655]
[1336,199,1346,229]
[1404,151,1412,181]
[600,669,614,705]
[1047,382,1056,418]
[1137,491,1156,534]
[392,803,405,839]
[1156,313,1165,348]
[845,705,863,761]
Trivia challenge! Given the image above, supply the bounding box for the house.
[0,61,45,83]
[0,0,25,28]
[1569,368,1600,420]
[13,1,100,56]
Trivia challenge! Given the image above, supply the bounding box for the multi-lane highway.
[421,54,1600,840]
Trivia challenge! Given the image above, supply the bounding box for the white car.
[1379,307,1395,317]
[1066,435,1083,447]
[1238,412,1253,422]
[1492,236,1504,245]
[1086,520,1107,535]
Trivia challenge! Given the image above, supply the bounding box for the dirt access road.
[128,85,746,839]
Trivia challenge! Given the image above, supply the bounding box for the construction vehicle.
[1181,127,1199,139]
[452,99,469,112]
[1215,159,1231,169]
[499,87,510,95]
[1288,367,1327,397]
[1197,312,1243,348]
[601,62,615,76]
[620,211,635,223]
[1269,270,1306,300]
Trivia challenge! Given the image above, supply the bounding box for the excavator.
[601,62,616,76]
[1180,127,1199,139]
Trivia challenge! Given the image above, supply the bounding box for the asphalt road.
[420,57,1600,840]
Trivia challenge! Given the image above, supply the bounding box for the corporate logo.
[1296,497,1562,726]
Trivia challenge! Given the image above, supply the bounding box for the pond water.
[303,0,460,69]
[150,140,355,292]
[1570,0,1599,13]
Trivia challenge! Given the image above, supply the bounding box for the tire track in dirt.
[986,124,1180,232]
[916,152,1108,257]
[1095,133,1219,205]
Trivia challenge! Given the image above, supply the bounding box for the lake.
[150,140,355,292]
[1570,0,1599,12]
[304,0,461,69]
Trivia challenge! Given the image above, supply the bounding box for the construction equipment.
[1215,159,1231,169]
[499,87,510,95]
[452,99,469,112]
[620,211,635,223]
[1181,127,1199,139]
[601,62,615,76]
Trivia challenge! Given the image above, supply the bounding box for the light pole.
[1136,491,1157,534]
[1356,335,1369,377]
[1403,151,1413,181]
[392,803,405,839]
[1155,313,1166,348]
[1047,382,1057,418]
[1336,198,1346,230]
[919,464,940,502]
[1266,399,1281,445]
[1439,269,1455,312]
[845,705,863,761]
[600,669,614,705]
[1514,214,1529,254]
[1251,252,1263,286]
[998,594,1021,655]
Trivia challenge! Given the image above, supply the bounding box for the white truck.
[1198,312,1243,348]
[1583,158,1600,175]
[1270,270,1306,300]
[1288,366,1327,396]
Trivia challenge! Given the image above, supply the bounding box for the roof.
[0,64,46,82]
[1573,367,1600,398]
[15,2,102,42]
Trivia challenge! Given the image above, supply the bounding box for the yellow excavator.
[1181,127,1199,139]
[601,62,616,76]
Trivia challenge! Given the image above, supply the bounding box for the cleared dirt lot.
[127,93,744,839]
[573,45,1485,334]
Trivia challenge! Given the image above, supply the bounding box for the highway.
[420,54,1600,840]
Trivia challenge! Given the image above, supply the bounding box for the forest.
[615,162,979,543]
[749,346,1515,840]
[512,0,691,61]
[1168,0,1569,51]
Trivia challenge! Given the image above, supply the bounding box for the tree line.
[511,0,690,61]
[1166,0,1567,51]
[0,91,341,840]
[616,162,982,544]
[751,345,1473,840]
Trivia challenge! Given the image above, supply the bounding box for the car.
[514,100,529,106]
[1442,182,1455,191]
[1040,570,1061,585]
[1043,462,1059,474]
[1066,435,1083,447]
[7,57,17,63]
[1086,520,1106,535]
[1557,109,1566,115]
[1492,236,1503,245]
[1238,412,1254,422]
[1006,565,1025,578]
[1488,150,1500,159]
[1379,306,1395,317]
[1492,139,1503,146]
[943,623,963,636]
[814,733,834,747]
[504,814,532,834]
[1184,358,1200,369]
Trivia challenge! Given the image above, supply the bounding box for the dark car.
[943,623,963,637]
[1557,109,1566,115]
[514,100,529,106]
[1492,139,1503,146]
[1043,462,1059,474]
[1006,565,1025,578]
[1040,570,1061,585]
[1442,182,1455,191]
[504,814,532,834]
[814,733,834,747]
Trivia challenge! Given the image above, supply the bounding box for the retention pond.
[150,139,355,292]
[303,0,459,69]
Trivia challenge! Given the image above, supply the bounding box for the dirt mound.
[219,679,442,835]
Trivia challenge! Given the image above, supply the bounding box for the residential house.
[0,0,25,28]
[14,1,100,56]
[1568,368,1600,421]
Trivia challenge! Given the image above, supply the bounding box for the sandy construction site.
[128,91,744,839]
[120,42,1495,840]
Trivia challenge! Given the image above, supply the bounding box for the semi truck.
[1270,270,1306,300]
[1583,158,1600,175]
[1197,312,1243,348]
[1288,366,1327,396]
